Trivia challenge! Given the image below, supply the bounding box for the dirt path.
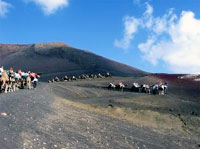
[0,82,199,148]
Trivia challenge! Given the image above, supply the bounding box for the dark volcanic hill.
[0,42,147,80]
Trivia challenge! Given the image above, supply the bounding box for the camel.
[0,68,39,93]
[105,72,111,78]
[115,82,126,91]
[151,83,167,95]
[54,77,60,82]
[89,74,94,79]
[8,77,17,92]
[59,77,64,82]
[141,84,151,94]
[158,84,168,95]
[26,76,32,89]
[93,74,97,78]
[151,84,159,95]
[7,68,18,92]
[108,83,116,89]
[71,76,77,81]
[80,75,86,80]
[63,76,69,81]
[131,83,140,92]
[85,75,89,78]
[0,71,9,93]
[97,73,103,78]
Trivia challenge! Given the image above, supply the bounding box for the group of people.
[0,66,39,93]
[108,82,168,95]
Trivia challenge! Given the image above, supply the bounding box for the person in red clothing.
[30,72,36,81]
[18,69,22,77]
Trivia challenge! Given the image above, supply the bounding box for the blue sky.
[0,0,200,74]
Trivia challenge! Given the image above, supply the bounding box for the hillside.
[0,42,147,80]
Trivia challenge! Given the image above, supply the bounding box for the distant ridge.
[0,42,147,80]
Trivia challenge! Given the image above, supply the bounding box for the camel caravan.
[0,66,39,94]
[48,71,168,95]
[48,72,112,83]
[108,82,168,95]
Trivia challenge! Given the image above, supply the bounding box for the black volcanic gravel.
[0,82,199,149]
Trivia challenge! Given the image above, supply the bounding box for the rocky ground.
[0,76,200,149]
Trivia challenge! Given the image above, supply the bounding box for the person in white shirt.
[15,72,21,81]
[32,77,38,88]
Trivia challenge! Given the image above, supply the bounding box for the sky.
[0,0,200,74]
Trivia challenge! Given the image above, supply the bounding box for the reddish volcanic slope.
[0,42,147,79]
[150,73,200,102]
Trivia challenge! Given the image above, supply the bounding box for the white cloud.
[25,0,69,15]
[116,2,200,74]
[145,2,153,16]
[114,16,141,50]
[139,9,200,74]
[114,3,152,50]
[0,0,11,17]
[143,3,153,28]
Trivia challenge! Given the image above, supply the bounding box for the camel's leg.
[30,82,32,89]
[10,83,13,92]
[4,84,8,93]
[13,83,16,92]
[16,85,19,91]
[8,84,11,92]
[164,88,167,94]
[28,82,31,89]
